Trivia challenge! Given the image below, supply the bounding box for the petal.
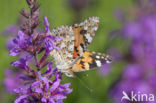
[60,83,71,89]
[43,16,50,33]
[14,87,28,94]
[34,87,43,94]
[56,99,63,103]
[6,37,17,50]
[11,59,27,69]
[18,30,27,43]
[65,88,73,94]
[50,79,61,92]
[31,81,40,87]
[59,88,72,95]
[42,77,49,92]
[52,94,66,100]
[44,62,53,78]
[9,47,22,56]
[47,62,53,72]
[48,98,55,103]
[15,94,31,103]
[41,97,47,103]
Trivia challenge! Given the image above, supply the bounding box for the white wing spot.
[85,33,92,43]
[84,26,88,30]
[60,43,66,48]
[101,56,104,59]
[94,27,98,31]
[96,55,100,59]
[95,60,102,67]
[68,44,74,51]
[106,60,111,64]
[67,54,73,58]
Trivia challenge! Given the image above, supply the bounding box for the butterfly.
[50,17,112,77]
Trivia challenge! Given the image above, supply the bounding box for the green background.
[0,0,133,103]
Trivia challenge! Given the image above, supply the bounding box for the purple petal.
[61,83,71,88]
[43,16,50,33]
[41,77,49,92]
[9,47,22,56]
[15,94,31,103]
[41,97,47,103]
[11,59,27,69]
[18,31,27,44]
[34,87,43,94]
[52,94,66,100]
[50,79,61,92]
[14,87,28,94]
[65,88,73,94]
[47,62,53,72]
[31,81,40,87]
[2,25,18,36]
[60,87,73,95]
[6,37,18,50]
[48,98,55,103]
[56,99,63,103]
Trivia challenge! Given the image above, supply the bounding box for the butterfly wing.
[50,26,76,70]
[71,51,112,72]
[72,17,99,59]
[51,17,99,70]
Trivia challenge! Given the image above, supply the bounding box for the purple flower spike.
[8,30,33,56]
[2,25,19,36]
[4,1,73,102]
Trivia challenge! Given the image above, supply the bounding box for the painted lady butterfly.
[50,17,112,77]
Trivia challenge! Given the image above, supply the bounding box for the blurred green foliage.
[0,0,133,103]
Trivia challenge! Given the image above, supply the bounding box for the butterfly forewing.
[72,17,99,59]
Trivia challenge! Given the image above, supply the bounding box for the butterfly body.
[50,17,112,77]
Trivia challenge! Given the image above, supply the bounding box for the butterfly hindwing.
[71,51,112,72]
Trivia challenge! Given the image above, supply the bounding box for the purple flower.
[8,30,32,56]
[123,64,142,80]
[11,58,29,69]
[2,25,19,36]
[14,63,72,103]
[111,2,156,103]
[6,37,18,50]
[124,16,156,43]
[43,17,62,55]
[11,53,33,70]
[4,69,24,93]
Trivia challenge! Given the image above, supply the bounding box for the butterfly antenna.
[75,74,93,93]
